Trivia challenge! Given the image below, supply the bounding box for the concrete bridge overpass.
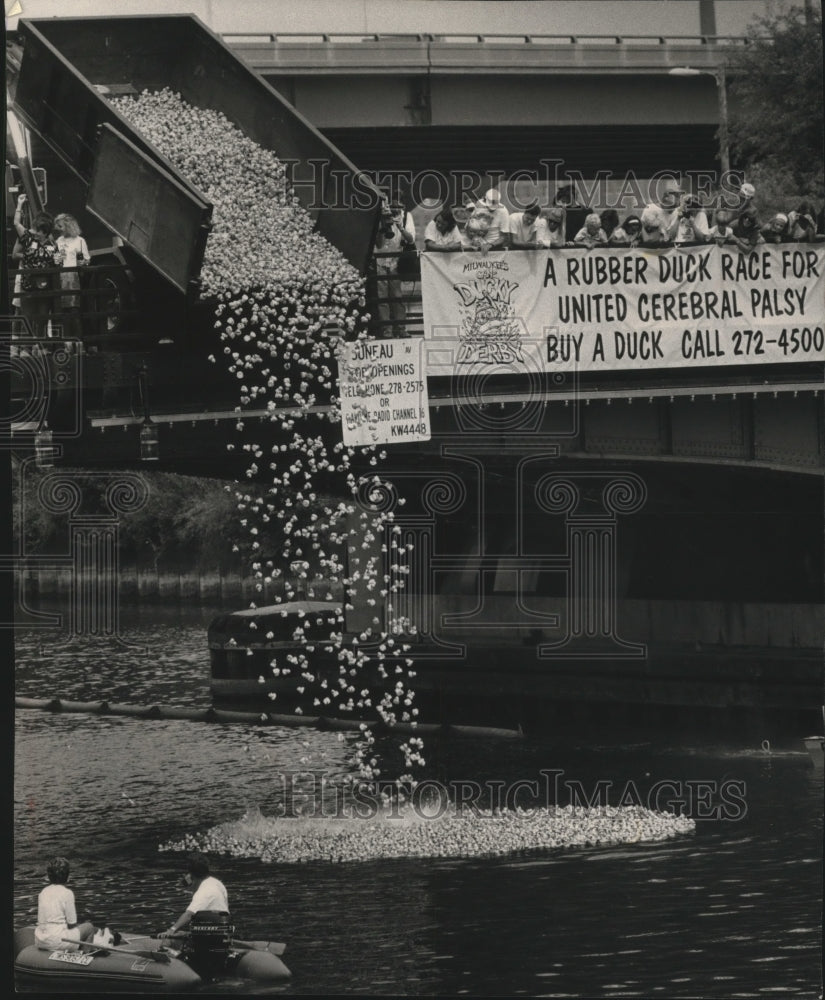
[228,31,736,180]
[4,5,822,727]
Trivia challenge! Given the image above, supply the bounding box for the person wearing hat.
[161,852,229,938]
[474,188,510,249]
[761,213,792,244]
[34,857,96,951]
[609,213,641,246]
[738,182,756,209]
[508,201,552,249]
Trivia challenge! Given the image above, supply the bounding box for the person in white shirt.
[424,207,463,251]
[665,194,710,244]
[161,853,229,938]
[707,209,735,245]
[657,178,686,233]
[462,203,493,251]
[35,857,95,951]
[508,202,552,249]
[543,206,566,247]
[573,213,608,248]
[638,204,671,245]
[474,188,510,249]
[374,198,416,335]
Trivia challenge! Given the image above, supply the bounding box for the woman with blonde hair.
[54,213,90,339]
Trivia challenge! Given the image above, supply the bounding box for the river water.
[13,604,823,997]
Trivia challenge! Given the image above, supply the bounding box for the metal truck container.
[13,15,382,292]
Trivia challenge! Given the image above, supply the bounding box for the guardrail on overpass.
[224,32,760,75]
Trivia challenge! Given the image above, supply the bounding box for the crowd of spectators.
[370,178,824,332]
[377,180,823,262]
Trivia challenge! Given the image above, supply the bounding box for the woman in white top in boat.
[160,852,229,938]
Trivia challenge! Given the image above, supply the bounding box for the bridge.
[224,31,739,181]
[5,11,823,730]
[8,261,824,479]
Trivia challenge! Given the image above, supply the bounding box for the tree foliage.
[12,463,345,579]
[12,465,255,572]
[726,3,824,200]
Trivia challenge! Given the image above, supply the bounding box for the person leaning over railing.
[544,206,566,247]
[731,206,765,253]
[508,201,552,249]
[600,209,620,244]
[761,213,792,244]
[707,209,736,246]
[609,214,641,246]
[13,193,59,339]
[638,204,672,246]
[424,206,463,251]
[463,189,510,252]
[573,213,609,248]
[462,202,493,252]
[787,201,818,242]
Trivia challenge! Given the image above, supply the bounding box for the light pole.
[669,65,730,178]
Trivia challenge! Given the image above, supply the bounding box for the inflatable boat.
[13,920,291,993]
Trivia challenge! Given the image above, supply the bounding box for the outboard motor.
[186,911,234,979]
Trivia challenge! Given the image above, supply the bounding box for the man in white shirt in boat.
[161,853,229,938]
[34,856,96,951]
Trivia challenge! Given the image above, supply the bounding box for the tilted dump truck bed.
[14,15,381,292]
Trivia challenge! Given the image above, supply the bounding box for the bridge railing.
[226,32,763,74]
[224,32,762,46]
[9,261,139,343]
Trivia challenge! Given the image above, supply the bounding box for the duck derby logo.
[453,275,524,365]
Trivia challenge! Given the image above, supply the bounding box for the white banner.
[421,245,825,375]
[339,337,431,446]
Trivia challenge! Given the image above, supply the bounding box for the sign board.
[339,338,431,447]
[421,245,825,375]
